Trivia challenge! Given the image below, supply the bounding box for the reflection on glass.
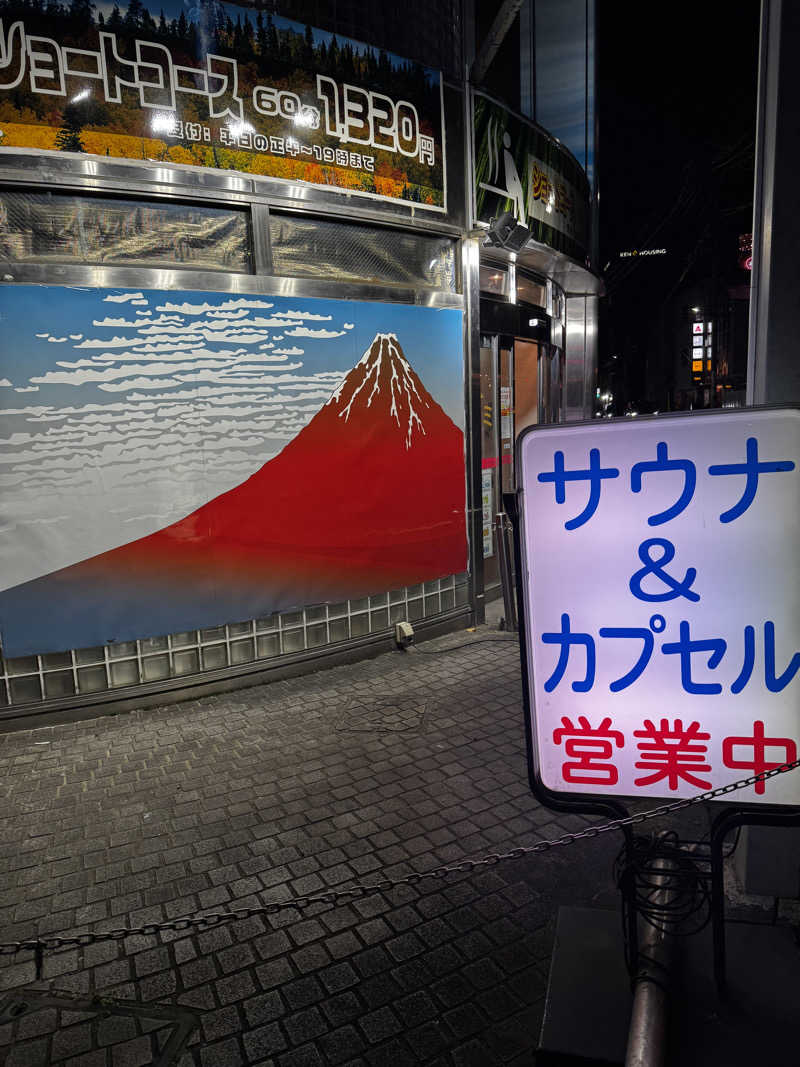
[269,214,457,290]
[479,264,507,296]
[479,342,499,582]
[0,192,251,272]
[514,341,539,436]
[516,273,546,307]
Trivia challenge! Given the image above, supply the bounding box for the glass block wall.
[0,574,469,710]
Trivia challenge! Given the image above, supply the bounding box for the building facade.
[0,0,599,724]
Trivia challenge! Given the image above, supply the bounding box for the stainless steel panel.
[250,203,272,275]
[0,151,464,238]
[269,213,459,291]
[0,191,251,273]
[0,263,463,307]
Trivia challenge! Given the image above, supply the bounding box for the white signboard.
[518,409,800,805]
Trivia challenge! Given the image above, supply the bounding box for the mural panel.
[0,286,466,657]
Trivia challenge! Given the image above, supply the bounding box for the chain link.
[2,758,798,963]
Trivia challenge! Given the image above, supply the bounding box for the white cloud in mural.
[271,310,333,321]
[195,329,271,345]
[0,378,11,387]
[75,335,145,349]
[233,353,289,364]
[15,386,39,393]
[36,333,49,338]
[103,292,145,303]
[47,336,68,343]
[156,297,275,315]
[93,315,183,328]
[69,334,83,340]
[131,299,149,306]
[286,326,346,339]
[229,316,302,328]
[272,347,304,356]
[126,341,206,354]
[98,376,185,392]
[31,358,231,387]
[206,309,251,320]
[343,323,354,330]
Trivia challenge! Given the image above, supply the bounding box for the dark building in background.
[597,0,759,415]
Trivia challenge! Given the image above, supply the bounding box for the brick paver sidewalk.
[0,627,623,1066]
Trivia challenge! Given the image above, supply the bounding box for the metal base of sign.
[668,916,800,1065]
[709,805,800,994]
[536,906,632,1066]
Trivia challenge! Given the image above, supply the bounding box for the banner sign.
[473,91,589,263]
[518,410,800,806]
[0,2,445,210]
[0,285,465,657]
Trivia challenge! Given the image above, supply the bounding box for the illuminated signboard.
[619,248,667,258]
[0,5,445,210]
[693,323,704,335]
[693,335,704,347]
[473,92,590,263]
[517,410,800,805]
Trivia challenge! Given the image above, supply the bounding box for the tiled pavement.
[0,623,630,1066]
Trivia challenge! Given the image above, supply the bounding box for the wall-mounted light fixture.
[485,211,531,253]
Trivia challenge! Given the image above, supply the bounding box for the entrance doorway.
[478,335,562,593]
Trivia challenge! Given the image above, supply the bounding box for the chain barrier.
[2,758,799,978]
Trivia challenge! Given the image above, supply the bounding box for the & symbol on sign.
[629,537,700,603]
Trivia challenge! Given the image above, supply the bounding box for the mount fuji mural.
[0,287,466,657]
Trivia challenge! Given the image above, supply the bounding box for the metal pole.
[495,512,517,631]
[624,848,676,1067]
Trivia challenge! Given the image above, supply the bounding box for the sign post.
[515,408,800,1006]
[516,408,800,811]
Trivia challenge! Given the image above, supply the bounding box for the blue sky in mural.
[0,286,463,590]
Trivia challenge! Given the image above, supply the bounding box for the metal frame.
[0,262,464,308]
[0,149,462,236]
[709,804,800,994]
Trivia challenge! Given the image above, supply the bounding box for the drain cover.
[336,695,426,732]
[0,987,198,1065]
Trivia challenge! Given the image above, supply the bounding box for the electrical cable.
[615,829,716,978]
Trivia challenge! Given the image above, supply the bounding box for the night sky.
[597,0,760,409]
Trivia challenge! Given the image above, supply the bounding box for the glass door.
[479,336,500,590]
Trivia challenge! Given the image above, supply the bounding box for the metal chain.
[2,757,799,964]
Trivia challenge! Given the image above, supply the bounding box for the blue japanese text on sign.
[517,410,800,804]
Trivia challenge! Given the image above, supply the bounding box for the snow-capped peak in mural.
[0,289,466,657]
[333,333,427,449]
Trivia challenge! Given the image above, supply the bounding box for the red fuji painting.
[0,333,468,653]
